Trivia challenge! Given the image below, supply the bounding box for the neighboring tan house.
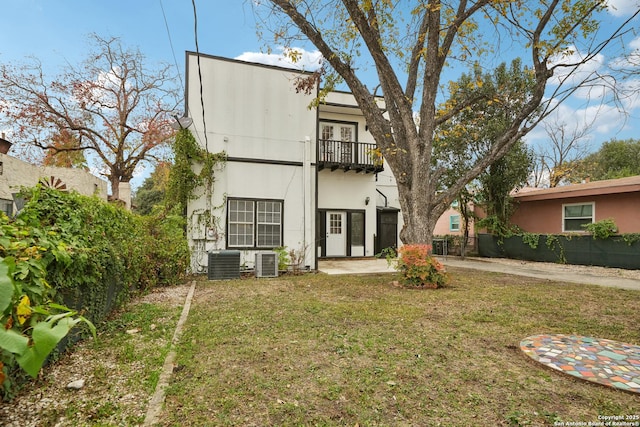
[508,175,640,234]
[184,53,404,272]
[0,135,108,216]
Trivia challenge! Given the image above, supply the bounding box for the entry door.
[326,211,347,256]
[376,210,398,254]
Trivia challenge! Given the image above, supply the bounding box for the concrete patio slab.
[318,257,640,291]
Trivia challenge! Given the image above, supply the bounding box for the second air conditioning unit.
[255,252,278,278]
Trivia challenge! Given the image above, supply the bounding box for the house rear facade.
[184,53,403,272]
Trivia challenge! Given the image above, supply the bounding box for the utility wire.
[191,0,210,154]
[158,0,205,150]
[158,0,184,89]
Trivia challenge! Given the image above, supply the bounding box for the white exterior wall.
[319,97,375,257]
[319,92,404,253]
[185,54,411,270]
[188,157,316,272]
[0,153,108,212]
[317,171,377,256]
[185,54,317,271]
[186,55,316,163]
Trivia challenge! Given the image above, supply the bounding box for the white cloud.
[72,67,127,111]
[545,42,640,120]
[548,47,609,99]
[607,0,640,17]
[618,78,640,109]
[525,101,630,149]
[235,47,323,71]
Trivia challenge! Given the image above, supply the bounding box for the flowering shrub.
[396,244,448,288]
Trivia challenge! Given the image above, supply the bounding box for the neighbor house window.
[450,214,461,232]
[227,199,283,248]
[0,199,12,217]
[563,202,594,232]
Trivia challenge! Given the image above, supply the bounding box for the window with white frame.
[563,202,594,232]
[450,214,461,232]
[321,124,334,140]
[256,201,282,247]
[227,199,283,248]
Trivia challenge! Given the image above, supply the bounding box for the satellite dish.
[171,116,194,130]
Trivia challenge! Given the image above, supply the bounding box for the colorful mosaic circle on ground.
[520,334,640,393]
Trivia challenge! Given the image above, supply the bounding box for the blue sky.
[2,1,640,188]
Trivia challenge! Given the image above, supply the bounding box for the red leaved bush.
[396,244,448,288]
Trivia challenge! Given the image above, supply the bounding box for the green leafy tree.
[133,162,171,215]
[568,138,640,181]
[436,60,535,235]
[477,140,535,233]
[256,0,637,245]
[454,186,475,258]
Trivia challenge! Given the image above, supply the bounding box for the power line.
[158,0,184,90]
[191,0,210,154]
[158,0,206,151]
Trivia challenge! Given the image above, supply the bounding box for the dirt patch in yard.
[0,283,191,427]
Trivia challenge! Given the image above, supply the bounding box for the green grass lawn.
[160,268,640,426]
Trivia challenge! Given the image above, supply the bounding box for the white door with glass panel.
[326,211,347,256]
[320,123,355,163]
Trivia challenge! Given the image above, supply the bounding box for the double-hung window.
[563,202,594,232]
[227,199,283,248]
[256,201,282,247]
[450,214,461,232]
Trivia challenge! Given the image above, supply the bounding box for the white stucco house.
[0,135,108,216]
[184,53,404,272]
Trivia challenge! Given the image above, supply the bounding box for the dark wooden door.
[376,210,398,254]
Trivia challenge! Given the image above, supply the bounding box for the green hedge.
[1,186,189,400]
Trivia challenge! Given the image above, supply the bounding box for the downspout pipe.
[376,189,388,208]
[314,85,320,271]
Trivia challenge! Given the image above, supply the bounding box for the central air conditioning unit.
[208,251,241,280]
[255,252,278,278]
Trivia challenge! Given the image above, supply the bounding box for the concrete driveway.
[318,257,640,291]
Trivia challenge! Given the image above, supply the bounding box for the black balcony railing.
[318,139,383,173]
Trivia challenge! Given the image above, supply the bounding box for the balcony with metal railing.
[317,139,383,173]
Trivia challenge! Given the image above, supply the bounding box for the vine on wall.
[165,129,226,269]
[165,128,226,217]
